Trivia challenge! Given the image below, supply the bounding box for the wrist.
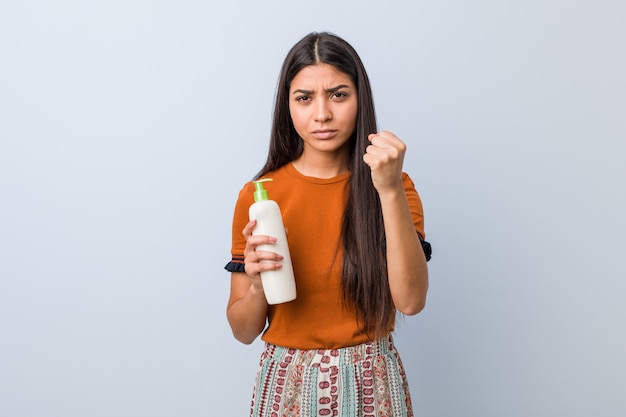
[376,184,404,201]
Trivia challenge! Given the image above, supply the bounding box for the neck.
[292,151,349,179]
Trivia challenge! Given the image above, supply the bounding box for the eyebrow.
[292,84,352,95]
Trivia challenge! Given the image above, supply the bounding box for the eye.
[331,92,348,100]
[295,95,311,102]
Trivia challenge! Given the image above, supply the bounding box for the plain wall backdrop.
[1,1,624,416]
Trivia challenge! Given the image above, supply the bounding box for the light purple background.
[1,1,624,416]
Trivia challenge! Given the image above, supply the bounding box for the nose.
[313,99,332,123]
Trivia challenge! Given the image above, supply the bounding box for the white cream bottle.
[249,178,296,305]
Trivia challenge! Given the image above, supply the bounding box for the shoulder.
[401,172,423,201]
[401,172,418,193]
[236,164,293,201]
[256,164,298,193]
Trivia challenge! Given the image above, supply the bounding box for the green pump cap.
[252,178,273,202]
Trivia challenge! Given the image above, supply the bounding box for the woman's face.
[288,63,358,157]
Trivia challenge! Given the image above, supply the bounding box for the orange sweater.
[228,163,425,349]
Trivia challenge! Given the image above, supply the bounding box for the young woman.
[225,32,431,417]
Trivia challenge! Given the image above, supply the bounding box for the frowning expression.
[289,64,358,156]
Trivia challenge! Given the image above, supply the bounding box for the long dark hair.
[256,32,394,337]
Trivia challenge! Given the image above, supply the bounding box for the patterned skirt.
[249,335,414,417]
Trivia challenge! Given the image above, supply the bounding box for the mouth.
[311,129,338,140]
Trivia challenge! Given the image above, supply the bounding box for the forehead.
[290,64,355,90]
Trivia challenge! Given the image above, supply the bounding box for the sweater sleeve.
[402,173,432,261]
[224,182,255,273]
